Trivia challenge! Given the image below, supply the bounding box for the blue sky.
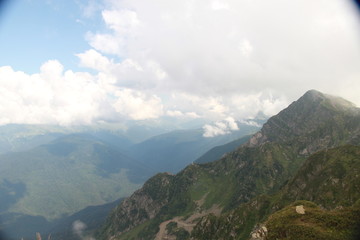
[0,0,359,137]
[0,0,102,73]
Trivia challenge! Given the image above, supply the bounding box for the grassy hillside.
[191,145,360,240]
[264,200,360,240]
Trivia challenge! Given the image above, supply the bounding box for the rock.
[250,224,268,240]
[295,205,305,214]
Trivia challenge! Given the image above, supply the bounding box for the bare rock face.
[100,172,174,238]
[247,132,268,147]
[250,225,268,240]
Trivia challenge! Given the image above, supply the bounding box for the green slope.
[191,145,360,240]
[264,200,360,240]
[98,90,360,240]
[195,135,251,164]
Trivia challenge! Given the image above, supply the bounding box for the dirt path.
[155,204,222,240]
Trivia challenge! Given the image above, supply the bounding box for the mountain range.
[97,90,360,240]
[0,118,261,239]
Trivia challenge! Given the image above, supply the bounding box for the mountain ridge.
[97,90,360,240]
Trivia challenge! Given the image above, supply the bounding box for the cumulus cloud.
[166,110,200,118]
[72,220,95,240]
[203,117,239,137]
[113,89,163,120]
[1,0,360,127]
[76,0,360,125]
[0,60,165,125]
[84,0,360,102]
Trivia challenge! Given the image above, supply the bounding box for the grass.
[265,201,360,240]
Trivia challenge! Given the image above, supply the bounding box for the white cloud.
[113,89,163,120]
[239,119,262,127]
[186,112,200,118]
[73,220,87,236]
[203,117,239,137]
[1,0,360,127]
[72,220,95,240]
[211,0,230,11]
[0,60,166,126]
[84,0,360,102]
[239,39,253,57]
[77,49,112,72]
[166,110,200,119]
[166,110,184,117]
[87,33,123,56]
[102,9,140,33]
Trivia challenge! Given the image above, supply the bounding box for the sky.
[0,0,360,136]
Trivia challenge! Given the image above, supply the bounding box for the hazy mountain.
[48,198,124,240]
[97,90,360,240]
[195,135,251,164]
[0,124,136,155]
[0,134,150,239]
[127,122,262,173]
[0,119,259,239]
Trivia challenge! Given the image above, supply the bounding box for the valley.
[0,119,260,239]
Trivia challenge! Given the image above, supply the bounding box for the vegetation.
[191,145,360,240]
[265,201,360,240]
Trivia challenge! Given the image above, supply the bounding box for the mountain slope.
[191,144,360,240]
[98,90,360,240]
[195,135,251,164]
[127,122,261,173]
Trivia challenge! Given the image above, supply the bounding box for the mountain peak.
[299,89,356,111]
[303,89,324,98]
[247,90,360,152]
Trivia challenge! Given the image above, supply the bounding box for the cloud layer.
[0,0,359,127]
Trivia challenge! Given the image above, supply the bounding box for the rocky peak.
[247,90,360,155]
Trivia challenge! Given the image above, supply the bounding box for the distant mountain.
[195,135,251,164]
[0,124,135,154]
[127,122,261,173]
[97,90,360,240]
[0,134,150,239]
[0,198,124,240]
[48,198,124,240]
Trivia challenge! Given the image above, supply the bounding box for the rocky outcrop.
[250,225,267,240]
[248,90,360,155]
[99,173,174,238]
[295,205,305,214]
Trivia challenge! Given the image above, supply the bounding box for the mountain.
[195,135,251,164]
[0,134,151,239]
[191,144,360,240]
[0,124,137,155]
[48,198,124,240]
[97,90,360,240]
[127,122,261,173]
[0,118,260,239]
